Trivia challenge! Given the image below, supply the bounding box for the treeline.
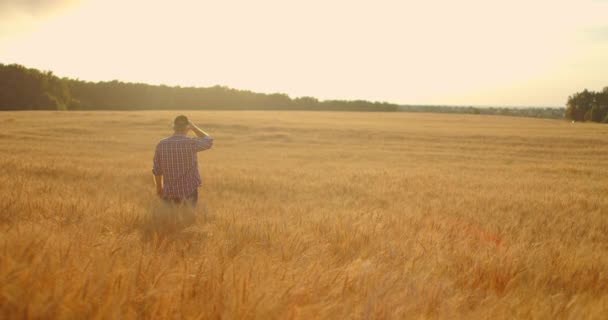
[565,88,608,123]
[0,63,397,111]
[0,63,570,119]
[399,105,564,119]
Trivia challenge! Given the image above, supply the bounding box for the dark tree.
[566,88,608,123]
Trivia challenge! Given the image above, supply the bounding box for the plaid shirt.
[152,134,213,198]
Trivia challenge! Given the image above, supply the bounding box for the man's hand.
[188,120,211,138]
[154,175,163,198]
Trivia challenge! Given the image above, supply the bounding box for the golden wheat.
[0,111,607,319]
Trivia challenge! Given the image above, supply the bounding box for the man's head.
[173,115,190,133]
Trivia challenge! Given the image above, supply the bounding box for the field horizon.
[1,110,607,319]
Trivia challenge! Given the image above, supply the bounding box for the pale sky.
[1,0,607,107]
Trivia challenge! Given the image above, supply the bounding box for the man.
[152,115,213,206]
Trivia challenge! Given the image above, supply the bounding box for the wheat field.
[0,111,607,319]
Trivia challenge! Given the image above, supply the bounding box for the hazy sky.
[1,0,607,106]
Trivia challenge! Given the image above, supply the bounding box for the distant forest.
[0,63,397,112]
[1,63,566,119]
[565,88,608,123]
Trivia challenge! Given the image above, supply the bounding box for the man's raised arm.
[189,121,211,138]
[189,121,213,151]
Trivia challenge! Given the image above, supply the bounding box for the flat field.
[1,111,607,319]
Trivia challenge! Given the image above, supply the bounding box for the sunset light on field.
[3,1,608,319]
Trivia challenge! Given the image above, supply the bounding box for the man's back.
[153,134,213,199]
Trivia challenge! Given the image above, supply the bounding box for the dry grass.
[1,110,607,319]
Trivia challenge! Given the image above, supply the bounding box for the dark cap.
[173,115,189,130]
